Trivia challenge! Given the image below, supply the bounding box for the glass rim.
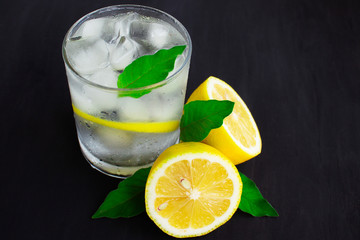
[62,4,192,92]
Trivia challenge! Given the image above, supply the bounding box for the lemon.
[72,104,179,133]
[187,76,262,165]
[145,142,242,238]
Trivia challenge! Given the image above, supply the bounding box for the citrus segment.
[155,197,191,219]
[72,104,179,133]
[145,142,242,238]
[156,176,188,197]
[187,76,262,165]
[190,158,211,186]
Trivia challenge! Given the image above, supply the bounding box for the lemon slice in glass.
[72,104,179,133]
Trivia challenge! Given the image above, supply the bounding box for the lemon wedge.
[187,76,262,164]
[145,142,242,238]
[72,104,179,133]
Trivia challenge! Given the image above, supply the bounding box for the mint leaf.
[117,45,186,98]
[92,167,151,219]
[239,171,279,217]
[180,100,234,142]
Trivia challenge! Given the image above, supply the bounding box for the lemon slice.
[187,76,262,164]
[145,142,242,238]
[72,105,179,133]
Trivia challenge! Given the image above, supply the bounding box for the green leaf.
[239,171,279,217]
[117,45,186,98]
[92,167,151,219]
[180,100,234,142]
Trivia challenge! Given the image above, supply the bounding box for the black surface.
[1,0,360,239]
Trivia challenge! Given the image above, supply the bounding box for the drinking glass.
[62,5,192,178]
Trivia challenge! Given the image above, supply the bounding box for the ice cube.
[82,83,119,111]
[118,97,151,122]
[73,17,121,45]
[147,95,184,121]
[130,20,159,52]
[147,23,170,49]
[73,18,106,38]
[96,127,133,149]
[66,68,98,113]
[100,17,121,44]
[89,66,119,88]
[66,37,109,75]
[130,20,184,52]
[117,12,141,36]
[110,36,139,71]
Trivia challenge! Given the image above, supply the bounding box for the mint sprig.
[92,100,278,219]
[117,45,186,98]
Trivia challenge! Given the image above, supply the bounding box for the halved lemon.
[145,142,242,238]
[187,76,262,165]
[72,104,179,133]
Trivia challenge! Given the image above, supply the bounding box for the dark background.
[1,0,359,239]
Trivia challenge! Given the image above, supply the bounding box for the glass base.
[79,141,154,179]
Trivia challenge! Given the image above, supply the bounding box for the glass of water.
[62,5,192,178]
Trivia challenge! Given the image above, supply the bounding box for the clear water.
[64,12,189,177]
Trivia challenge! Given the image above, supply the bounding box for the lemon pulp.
[211,81,257,149]
[155,159,235,228]
[145,142,242,238]
[187,76,262,164]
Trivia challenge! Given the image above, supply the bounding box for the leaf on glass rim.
[117,45,186,98]
[180,100,234,142]
[238,171,279,217]
[92,167,151,219]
